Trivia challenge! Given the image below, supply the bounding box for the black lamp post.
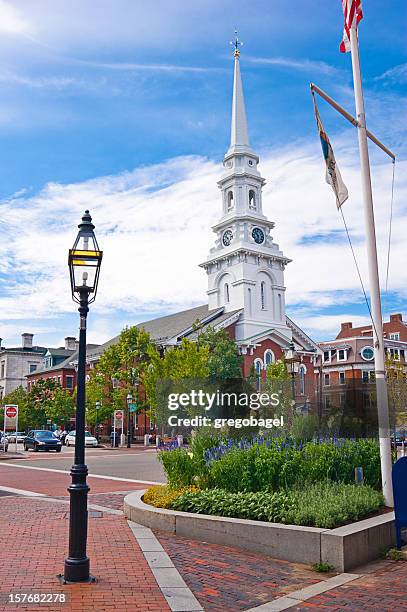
[126,393,133,449]
[63,210,102,583]
[95,401,101,443]
[285,341,298,404]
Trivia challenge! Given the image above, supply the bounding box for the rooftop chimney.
[390,313,403,323]
[65,336,77,351]
[22,333,34,349]
[341,322,353,333]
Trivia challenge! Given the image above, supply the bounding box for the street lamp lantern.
[68,210,102,304]
[284,341,299,405]
[62,210,102,585]
[95,401,101,443]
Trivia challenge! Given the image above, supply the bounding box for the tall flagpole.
[349,25,393,507]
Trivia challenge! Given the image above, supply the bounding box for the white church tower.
[200,36,292,342]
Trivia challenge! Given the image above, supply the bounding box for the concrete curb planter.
[124,490,396,571]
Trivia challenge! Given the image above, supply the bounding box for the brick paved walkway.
[155,530,323,611]
[55,492,132,511]
[292,559,407,611]
[0,496,169,612]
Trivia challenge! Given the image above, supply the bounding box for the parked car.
[65,431,98,448]
[0,433,8,452]
[23,430,62,452]
[7,431,26,443]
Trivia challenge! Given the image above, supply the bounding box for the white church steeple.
[200,35,292,343]
[228,35,252,156]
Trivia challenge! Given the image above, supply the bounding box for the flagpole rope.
[385,159,396,294]
[338,207,380,341]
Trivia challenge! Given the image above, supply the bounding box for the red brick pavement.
[0,496,169,612]
[292,560,407,611]
[155,530,322,611]
[0,465,146,496]
[55,492,132,511]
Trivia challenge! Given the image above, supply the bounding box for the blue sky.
[0,0,406,348]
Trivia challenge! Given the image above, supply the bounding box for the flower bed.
[158,434,382,491]
[152,434,385,529]
[144,483,384,529]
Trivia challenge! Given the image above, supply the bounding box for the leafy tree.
[1,386,29,431]
[144,338,210,416]
[265,358,293,429]
[386,356,407,430]
[46,387,75,427]
[197,326,243,379]
[85,326,156,424]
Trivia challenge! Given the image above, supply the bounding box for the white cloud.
[246,55,338,75]
[0,141,406,344]
[375,63,407,85]
[0,0,32,35]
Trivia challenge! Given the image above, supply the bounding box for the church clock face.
[252,227,265,244]
[222,229,233,247]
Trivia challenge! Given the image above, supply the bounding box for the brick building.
[317,314,407,421]
[0,334,48,398]
[26,338,99,393]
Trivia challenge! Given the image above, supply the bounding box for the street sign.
[114,410,123,420]
[129,403,137,413]
[5,406,17,419]
[3,405,18,452]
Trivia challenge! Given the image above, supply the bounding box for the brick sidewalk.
[155,530,323,611]
[0,496,169,612]
[292,559,407,611]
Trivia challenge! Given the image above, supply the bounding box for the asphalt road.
[5,443,166,483]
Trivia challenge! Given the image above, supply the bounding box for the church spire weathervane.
[228,29,251,152]
[230,29,243,58]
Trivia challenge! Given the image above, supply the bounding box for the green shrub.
[170,483,384,529]
[158,448,197,488]
[207,437,381,492]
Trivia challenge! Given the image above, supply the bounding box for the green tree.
[265,358,293,428]
[1,386,29,431]
[144,338,210,416]
[386,356,407,430]
[86,326,157,424]
[197,326,243,379]
[46,387,75,426]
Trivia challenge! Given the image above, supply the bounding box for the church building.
[83,43,320,412]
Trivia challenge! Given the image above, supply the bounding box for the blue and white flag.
[313,96,348,209]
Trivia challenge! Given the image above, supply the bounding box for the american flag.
[340,0,363,53]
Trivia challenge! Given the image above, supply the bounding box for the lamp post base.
[63,556,90,583]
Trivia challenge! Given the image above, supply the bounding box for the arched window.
[299,365,306,395]
[260,281,266,310]
[224,283,230,303]
[249,189,256,210]
[254,358,263,391]
[264,350,275,368]
[227,191,234,211]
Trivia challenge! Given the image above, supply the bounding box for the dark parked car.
[24,430,62,452]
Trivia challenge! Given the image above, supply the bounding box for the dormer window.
[337,349,348,361]
[249,189,256,210]
[323,350,331,363]
[227,190,234,211]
